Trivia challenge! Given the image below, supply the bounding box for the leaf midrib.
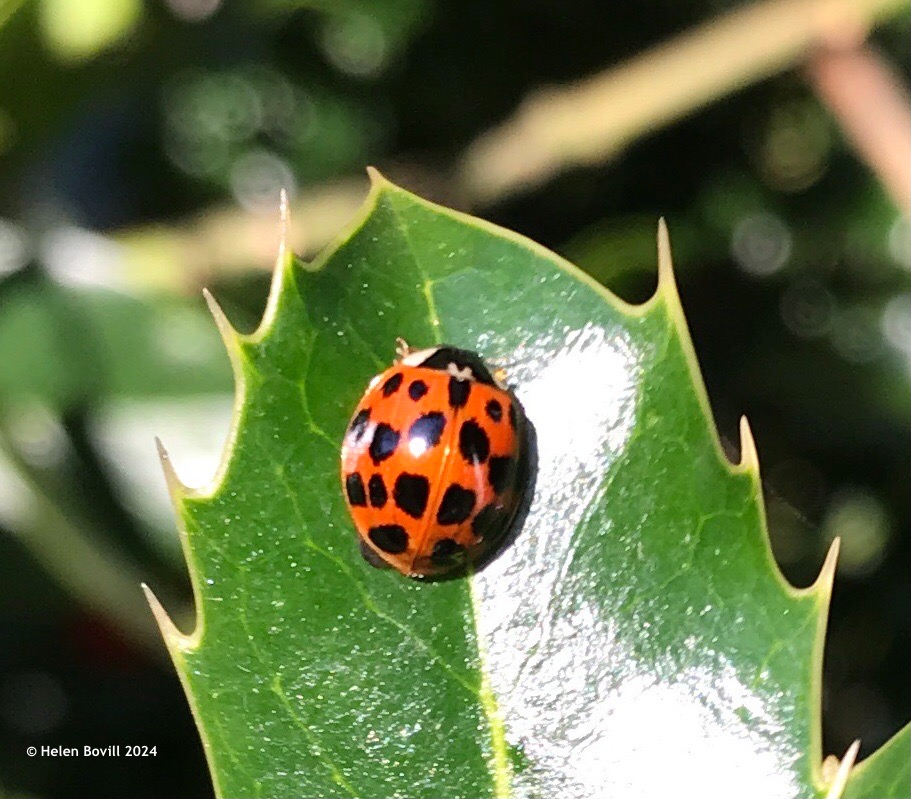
[387,189,513,798]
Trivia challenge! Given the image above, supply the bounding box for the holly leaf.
[145,173,909,799]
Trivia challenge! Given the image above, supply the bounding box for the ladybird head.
[400,345,497,386]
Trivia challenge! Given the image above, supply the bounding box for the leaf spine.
[823,739,860,799]
[155,436,189,502]
[812,536,841,599]
[738,415,760,474]
[279,187,290,262]
[141,582,192,652]
[203,288,244,359]
[656,217,678,296]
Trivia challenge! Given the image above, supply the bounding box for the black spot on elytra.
[408,379,428,401]
[448,377,471,408]
[344,473,367,507]
[408,412,446,450]
[508,402,518,429]
[437,485,476,525]
[368,524,409,554]
[394,473,430,519]
[471,504,507,540]
[488,456,514,495]
[367,474,387,508]
[382,372,403,396]
[459,420,490,464]
[430,538,465,564]
[369,423,400,464]
[485,399,503,422]
[348,409,370,443]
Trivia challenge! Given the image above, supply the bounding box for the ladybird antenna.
[395,337,412,360]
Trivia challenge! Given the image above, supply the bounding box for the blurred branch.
[115,176,369,291]
[807,45,911,212]
[456,0,907,202]
[111,0,907,292]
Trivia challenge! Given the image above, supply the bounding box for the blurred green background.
[0,1,908,796]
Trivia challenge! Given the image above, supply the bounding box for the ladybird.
[340,342,525,578]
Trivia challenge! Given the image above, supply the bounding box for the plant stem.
[457,0,907,201]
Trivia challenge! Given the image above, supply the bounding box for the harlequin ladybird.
[340,343,525,578]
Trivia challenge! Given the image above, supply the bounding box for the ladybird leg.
[359,539,392,570]
[492,367,509,389]
[395,337,413,361]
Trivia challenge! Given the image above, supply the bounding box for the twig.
[807,44,911,212]
[456,0,906,202]
[115,176,369,292]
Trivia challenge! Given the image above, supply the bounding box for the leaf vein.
[386,195,443,343]
[275,469,482,699]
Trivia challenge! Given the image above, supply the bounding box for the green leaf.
[146,173,908,799]
[0,284,231,409]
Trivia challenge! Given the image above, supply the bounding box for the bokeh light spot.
[320,14,388,78]
[830,307,884,364]
[229,149,296,214]
[731,212,792,277]
[0,218,29,277]
[822,488,891,578]
[779,279,835,339]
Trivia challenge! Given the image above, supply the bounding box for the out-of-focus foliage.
[0,278,229,407]
[0,0,908,797]
[39,0,142,62]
